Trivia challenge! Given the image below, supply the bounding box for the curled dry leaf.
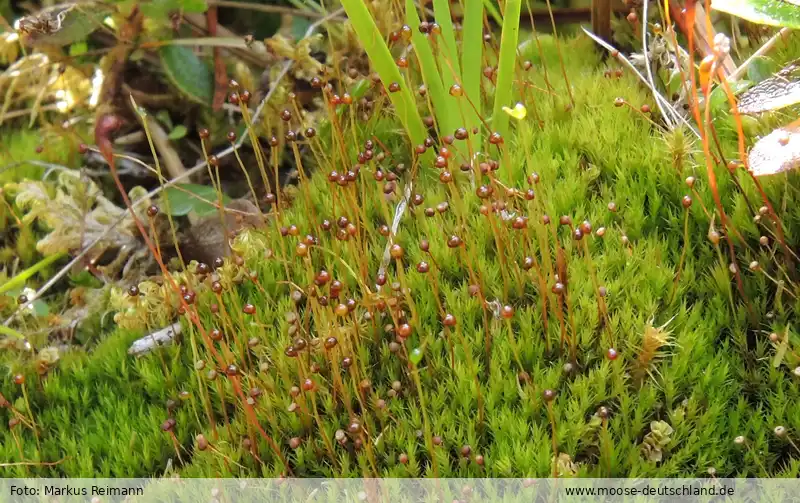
[738,61,800,114]
[640,420,674,463]
[16,2,113,47]
[553,453,579,477]
[110,279,182,331]
[179,198,263,266]
[265,34,325,81]
[9,171,163,279]
[749,122,800,177]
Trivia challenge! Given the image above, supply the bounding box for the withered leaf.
[17,3,112,47]
[749,122,800,176]
[738,61,800,114]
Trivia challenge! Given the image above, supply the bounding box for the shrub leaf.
[162,184,231,217]
[159,45,213,106]
[711,0,800,28]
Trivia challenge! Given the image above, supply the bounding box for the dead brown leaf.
[749,122,800,177]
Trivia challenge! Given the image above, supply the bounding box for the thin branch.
[730,28,792,82]
[376,181,412,291]
[208,0,346,20]
[0,457,67,467]
[140,114,187,180]
[0,105,59,121]
[642,0,674,129]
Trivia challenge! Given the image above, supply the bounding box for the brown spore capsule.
[447,235,462,248]
[390,244,404,259]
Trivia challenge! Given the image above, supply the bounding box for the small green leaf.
[159,45,213,106]
[712,0,800,28]
[167,125,188,140]
[708,79,751,113]
[139,0,206,19]
[747,56,775,84]
[162,184,231,217]
[291,16,312,41]
[409,347,424,366]
[180,0,208,13]
[349,79,370,100]
[69,41,88,57]
[155,110,173,130]
[69,270,102,288]
[32,299,49,317]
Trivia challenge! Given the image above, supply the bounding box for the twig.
[730,28,792,82]
[207,5,228,111]
[2,9,345,329]
[208,0,346,20]
[1,160,137,179]
[180,15,268,67]
[642,0,673,129]
[0,457,67,467]
[139,114,187,180]
[0,105,59,121]
[376,182,412,290]
[128,323,181,356]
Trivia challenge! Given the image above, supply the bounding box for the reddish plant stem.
[207,6,228,111]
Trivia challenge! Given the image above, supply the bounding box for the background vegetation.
[1,0,800,478]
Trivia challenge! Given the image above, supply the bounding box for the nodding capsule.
[96,114,122,140]
[95,114,122,163]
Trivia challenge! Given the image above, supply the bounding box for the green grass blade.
[431,0,462,81]
[341,0,428,147]
[430,0,463,137]
[405,0,459,137]
[483,0,503,25]
[0,324,26,340]
[461,0,484,151]
[491,0,522,140]
[0,252,66,296]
